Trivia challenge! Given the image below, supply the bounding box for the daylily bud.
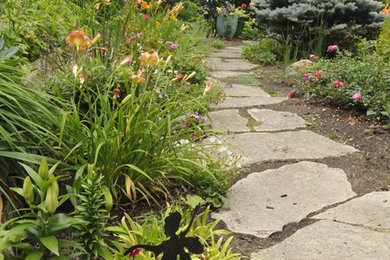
[185,71,196,80]
[46,184,58,214]
[120,94,132,105]
[38,158,49,180]
[165,55,172,65]
[52,180,59,197]
[89,33,101,47]
[23,176,34,205]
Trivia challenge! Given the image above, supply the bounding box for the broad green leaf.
[185,195,203,209]
[39,235,59,256]
[26,251,43,260]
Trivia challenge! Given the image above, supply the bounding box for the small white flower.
[179,139,189,145]
[236,163,242,168]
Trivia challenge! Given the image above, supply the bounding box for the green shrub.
[377,16,390,60]
[252,0,384,59]
[0,0,76,61]
[242,38,279,65]
[239,20,264,40]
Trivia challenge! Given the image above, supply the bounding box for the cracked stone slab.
[210,97,286,109]
[248,109,307,131]
[252,220,390,260]
[223,84,271,97]
[211,70,249,79]
[213,162,356,238]
[314,191,390,230]
[209,109,249,133]
[221,130,358,165]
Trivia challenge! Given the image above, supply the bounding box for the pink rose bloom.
[327,45,339,53]
[144,14,150,19]
[287,89,297,98]
[309,54,317,61]
[338,81,344,87]
[332,80,340,87]
[352,92,361,100]
[301,61,306,67]
[252,18,256,23]
[315,70,323,80]
[304,73,312,83]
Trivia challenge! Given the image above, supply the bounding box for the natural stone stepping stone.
[248,109,306,131]
[209,109,249,133]
[212,51,242,59]
[210,60,256,72]
[221,130,358,165]
[252,220,390,260]
[213,162,356,238]
[211,70,249,79]
[210,97,286,109]
[224,84,270,97]
[314,191,390,230]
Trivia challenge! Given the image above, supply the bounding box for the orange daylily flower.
[139,51,159,67]
[66,30,91,53]
[129,72,146,84]
[156,21,160,28]
[203,81,213,95]
[141,1,149,9]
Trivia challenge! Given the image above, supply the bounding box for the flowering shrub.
[295,43,390,121]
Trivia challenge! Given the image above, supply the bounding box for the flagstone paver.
[221,130,358,165]
[313,191,390,229]
[251,220,390,260]
[213,162,356,238]
[210,96,286,109]
[211,70,249,78]
[212,50,242,59]
[209,109,249,133]
[223,84,271,97]
[248,109,307,132]
[206,58,256,71]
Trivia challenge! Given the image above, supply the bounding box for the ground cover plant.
[0,0,241,258]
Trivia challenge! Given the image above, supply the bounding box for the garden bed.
[225,64,390,257]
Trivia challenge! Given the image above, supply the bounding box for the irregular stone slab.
[213,162,356,238]
[210,60,256,72]
[210,97,286,109]
[211,70,249,79]
[248,109,306,131]
[224,84,271,97]
[221,130,358,164]
[314,191,390,230]
[209,109,249,133]
[212,51,242,59]
[252,220,390,260]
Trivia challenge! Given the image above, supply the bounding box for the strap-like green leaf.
[39,235,59,256]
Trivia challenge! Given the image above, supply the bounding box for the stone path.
[206,45,390,259]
